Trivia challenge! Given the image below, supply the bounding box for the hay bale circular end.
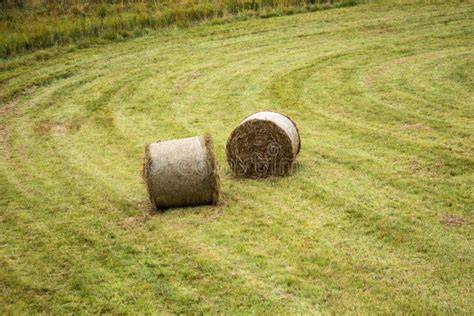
[226,111,300,178]
[143,134,220,211]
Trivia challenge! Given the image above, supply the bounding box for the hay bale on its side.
[226,111,300,178]
[143,134,220,211]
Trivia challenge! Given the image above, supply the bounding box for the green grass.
[1,0,473,313]
[0,0,358,58]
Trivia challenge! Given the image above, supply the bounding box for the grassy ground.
[1,0,473,313]
[0,0,357,58]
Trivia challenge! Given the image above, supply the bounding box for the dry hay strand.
[400,123,431,130]
[440,215,466,226]
[143,133,221,211]
[36,121,81,135]
[226,111,300,178]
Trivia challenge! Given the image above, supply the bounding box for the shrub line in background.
[0,0,360,58]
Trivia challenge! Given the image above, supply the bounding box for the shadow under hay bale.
[143,134,220,211]
[226,111,300,178]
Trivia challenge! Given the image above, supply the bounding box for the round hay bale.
[143,134,220,211]
[226,111,300,178]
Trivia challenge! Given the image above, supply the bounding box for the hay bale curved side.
[226,111,300,178]
[143,134,220,211]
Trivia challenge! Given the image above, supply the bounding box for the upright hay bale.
[143,134,220,211]
[226,111,300,178]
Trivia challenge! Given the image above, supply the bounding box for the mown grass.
[1,0,473,313]
[0,0,358,58]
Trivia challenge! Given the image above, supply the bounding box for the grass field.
[1,0,473,313]
[0,0,357,58]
